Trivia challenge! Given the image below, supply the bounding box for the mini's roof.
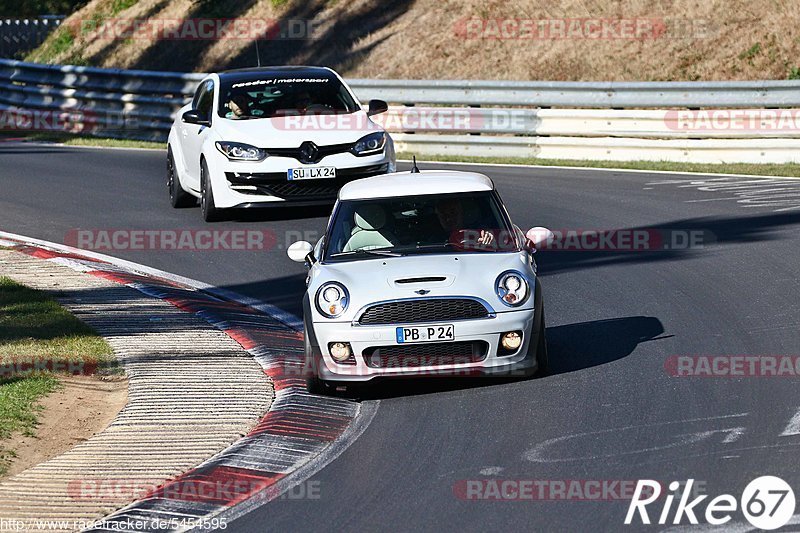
[339,171,495,201]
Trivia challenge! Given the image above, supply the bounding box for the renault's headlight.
[351,132,386,156]
[316,282,349,318]
[495,271,529,307]
[215,141,267,161]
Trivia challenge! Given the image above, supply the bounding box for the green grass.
[0,277,113,361]
[739,42,762,62]
[0,276,115,475]
[397,152,800,178]
[26,26,75,63]
[109,0,137,15]
[0,375,61,472]
[2,132,164,151]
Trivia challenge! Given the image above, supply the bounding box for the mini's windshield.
[324,192,519,261]
[217,74,360,119]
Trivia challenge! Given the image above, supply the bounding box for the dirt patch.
[0,375,127,480]
[27,0,800,81]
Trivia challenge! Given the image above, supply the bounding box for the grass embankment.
[397,153,800,178]
[0,276,113,475]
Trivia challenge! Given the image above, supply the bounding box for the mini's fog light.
[501,332,522,351]
[329,342,353,362]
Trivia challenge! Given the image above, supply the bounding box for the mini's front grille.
[225,164,388,199]
[363,341,489,368]
[358,299,490,325]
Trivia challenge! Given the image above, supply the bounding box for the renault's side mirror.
[182,109,210,127]
[367,99,389,116]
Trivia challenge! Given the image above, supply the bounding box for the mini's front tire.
[535,308,549,376]
[306,374,331,395]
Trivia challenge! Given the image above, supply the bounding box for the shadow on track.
[536,212,800,277]
[218,273,308,318]
[343,315,665,401]
[226,204,333,223]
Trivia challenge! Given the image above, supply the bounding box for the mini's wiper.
[389,243,457,254]
[413,243,455,250]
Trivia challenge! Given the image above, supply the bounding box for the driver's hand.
[477,230,494,246]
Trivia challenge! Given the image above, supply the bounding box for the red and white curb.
[0,231,377,532]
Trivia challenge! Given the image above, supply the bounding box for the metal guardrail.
[347,78,800,108]
[2,58,800,163]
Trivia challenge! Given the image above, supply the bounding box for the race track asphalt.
[1,141,799,531]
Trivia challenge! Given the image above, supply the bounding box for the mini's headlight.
[316,282,349,318]
[215,141,267,162]
[495,271,529,307]
[351,132,386,156]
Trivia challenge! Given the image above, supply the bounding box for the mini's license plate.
[287,166,336,180]
[396,324,455,344]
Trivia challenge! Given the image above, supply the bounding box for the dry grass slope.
[27,0,800,80]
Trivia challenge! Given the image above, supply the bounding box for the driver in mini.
[433,197,497,248]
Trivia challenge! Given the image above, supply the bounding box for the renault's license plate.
[287,166,336,180]
[396,325,455,344]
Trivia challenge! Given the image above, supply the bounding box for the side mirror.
[182,109,210,127]
[526,227,554,251]
[367,99,389,116]
[288,240,315,264]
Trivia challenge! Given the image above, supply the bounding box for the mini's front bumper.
[310,309,539,382]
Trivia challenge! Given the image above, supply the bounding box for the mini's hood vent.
[395,276,447,284]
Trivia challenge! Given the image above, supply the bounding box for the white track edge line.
[0,229,303,331]
[202,401,380,529]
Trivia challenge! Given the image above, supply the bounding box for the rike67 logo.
[625,477,796,530]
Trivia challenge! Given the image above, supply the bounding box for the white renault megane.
[287,169,553,394]
[167,66,396,221]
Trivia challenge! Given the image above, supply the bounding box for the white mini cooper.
[287,169,553,393]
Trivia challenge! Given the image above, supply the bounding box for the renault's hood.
[212,110,381,147]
